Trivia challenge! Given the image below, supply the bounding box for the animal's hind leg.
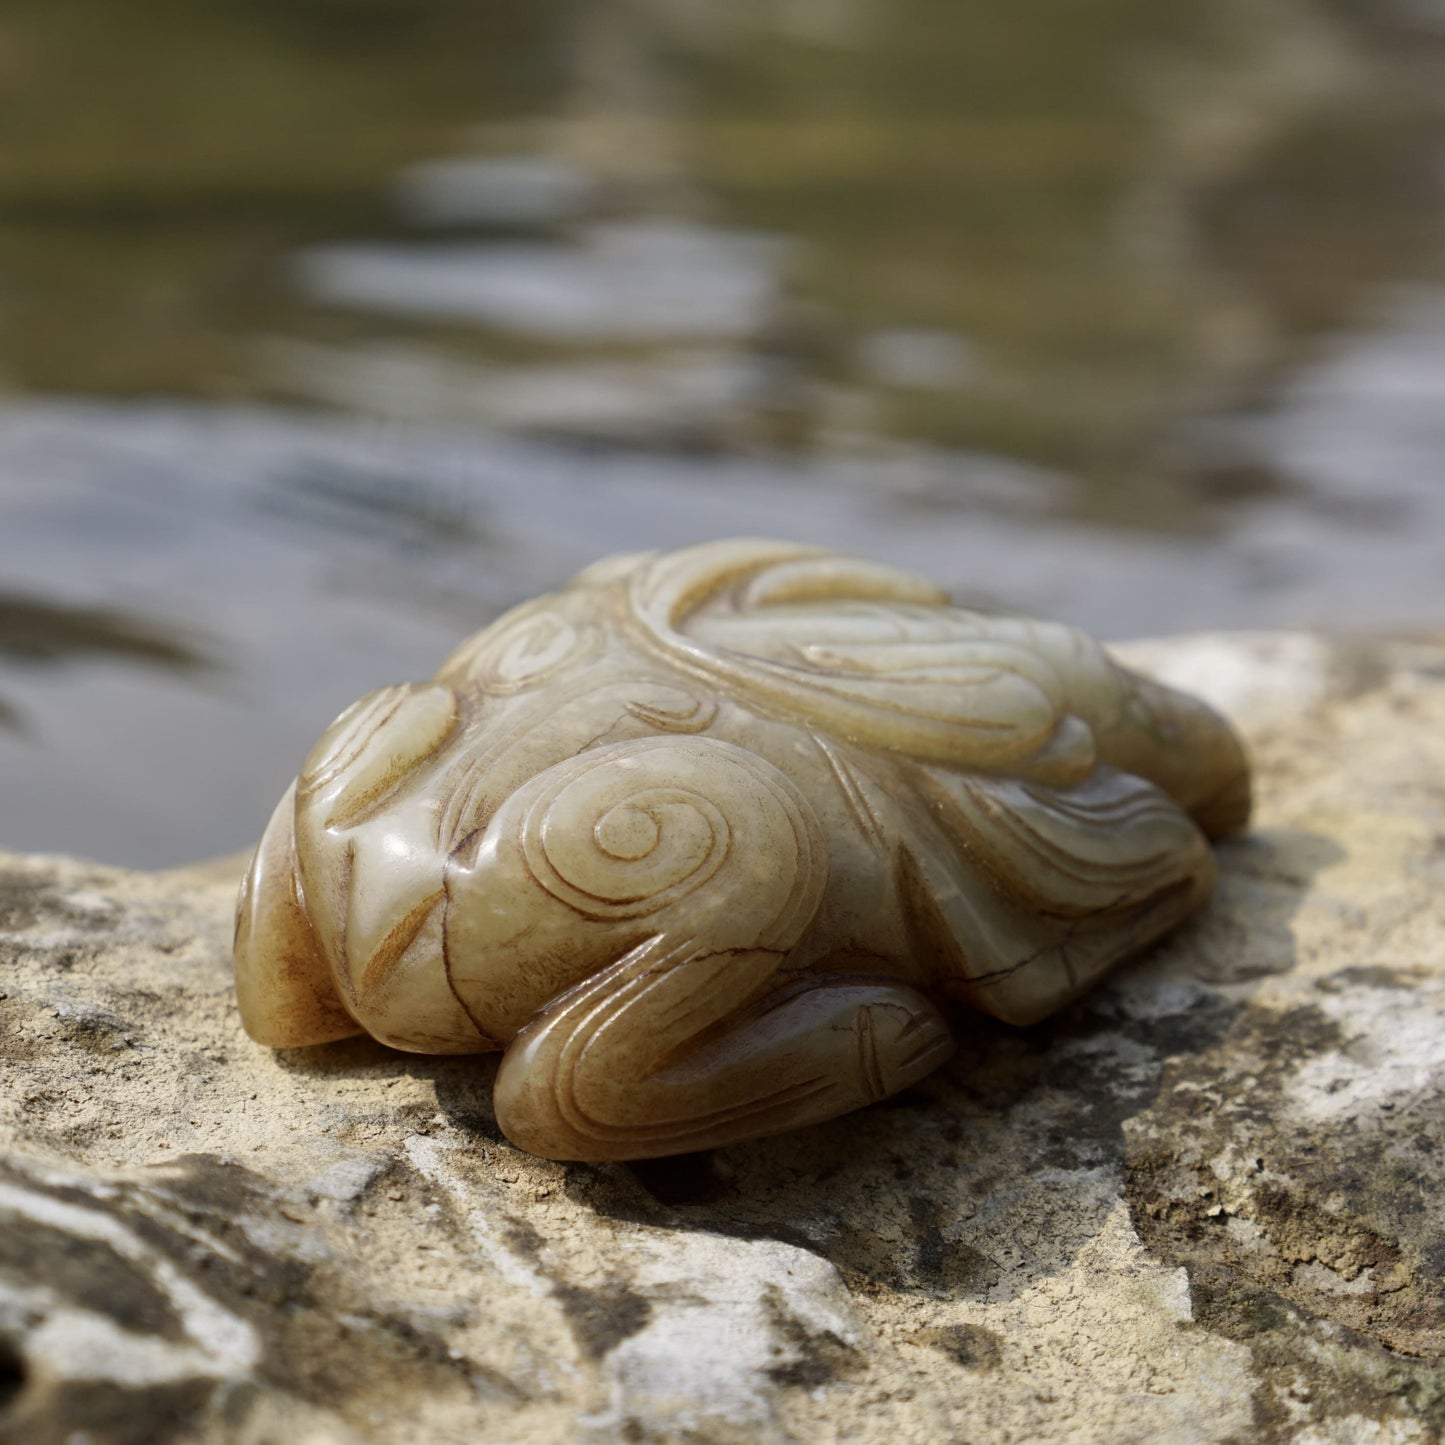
[493,937,954,1160]
[901,764,1215,1026]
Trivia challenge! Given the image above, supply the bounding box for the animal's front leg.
[234,783,364,1048]
[493,938,953,1160]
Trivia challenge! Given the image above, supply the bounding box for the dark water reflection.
[0,594,214,674]
[0,591,216,740]
[1,0,1444,864]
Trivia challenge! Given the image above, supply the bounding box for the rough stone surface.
[1,631,1443,1444]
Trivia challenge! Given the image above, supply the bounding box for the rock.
[2,631,1443,1443]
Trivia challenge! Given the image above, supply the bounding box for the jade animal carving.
[234,540,1250,1160]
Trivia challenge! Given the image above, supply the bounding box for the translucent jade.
[234,540,1249,1160]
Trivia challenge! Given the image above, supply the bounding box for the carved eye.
[440,608,592,695]
[299,681,459,828]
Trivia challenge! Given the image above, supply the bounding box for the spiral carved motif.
[518,737,826,940]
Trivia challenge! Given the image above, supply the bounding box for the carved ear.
[233,783,362,1048]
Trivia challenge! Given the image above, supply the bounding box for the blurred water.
[1,0,1444,865]
[295,221,788,339]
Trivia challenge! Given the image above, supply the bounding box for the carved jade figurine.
[235,540,1249,1160]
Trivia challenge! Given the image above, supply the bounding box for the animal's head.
[233,678,481,1051]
